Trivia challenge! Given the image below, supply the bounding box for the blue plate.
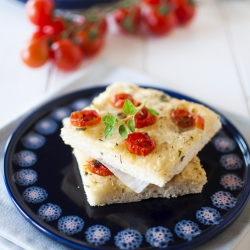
[3,85,250,249]
[16,0,118,10]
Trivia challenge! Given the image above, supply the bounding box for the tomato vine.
[22,0,196,71]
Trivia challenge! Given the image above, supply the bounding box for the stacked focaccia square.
[61,82,221,206]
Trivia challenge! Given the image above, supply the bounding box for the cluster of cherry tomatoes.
[21,0,196,71]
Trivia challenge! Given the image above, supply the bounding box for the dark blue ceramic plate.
[3,85,250,250]
[16,0,118,10]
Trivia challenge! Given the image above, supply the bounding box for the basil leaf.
[119,124,128,138]
[104,125,114,138]
[127,119,135,132]
[123,100,137,115]
[146,107,159,116]
[102,115,117,126]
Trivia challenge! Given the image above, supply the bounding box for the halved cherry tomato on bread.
[135,106,157,128]
[111,93,134,108]
[171,109,195,128]
[193,114,205,130]
[125,132,156,156]
[171,109,204,130]
[88,160,114,176]
[70,110,101,127]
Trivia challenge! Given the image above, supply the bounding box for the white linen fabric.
[0,60,250,250]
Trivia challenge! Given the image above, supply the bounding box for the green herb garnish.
[102,99,159,139]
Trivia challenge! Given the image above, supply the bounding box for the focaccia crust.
[74,149,207,206]
[61,82,221,187]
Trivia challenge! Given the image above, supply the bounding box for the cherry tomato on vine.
[44,17,66,36]
[88,160,114,176]
[32,17,66,43]
[125,132,156,156]
[113,5,141,33]
[75,29,104,56]
[174,0,196,25]
[144,3,177,35]
[26,0,54,27]
[171,109,195,128]
[31,26,52,42]
[135,106,157,128]
[143,0,161,5]
[111,93,134,108]
[51,39,83,71]
[70,110,101,127]
[87,18,108,36]
[21,38,49,68]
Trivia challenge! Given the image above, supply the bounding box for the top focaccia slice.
[61,82,221,187]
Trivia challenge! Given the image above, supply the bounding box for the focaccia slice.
[74,149,207,206]
[61,82,221,187]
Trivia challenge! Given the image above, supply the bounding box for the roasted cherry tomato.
[75,29,104,56]
[88,160,114,176]
[21,38,49,68]
[144,3,177,35]
[125,132,156,156]
[171,109,195,128]
[26,0,54,27]
[174,0,196,25]
[111,93,134,108]
[51,39,83,71]
[113,5,141,33]
[135,106,157,128]
[193,114,205,130]
[70,110,101,127]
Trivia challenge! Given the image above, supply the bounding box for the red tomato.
[113,5,141,33]
[70,110,101,127]
[44,17,66,36]
[51,39,83,71]
[88,160,114,176]
[31,27,52,42]
[21,38,49,68]
[32,17,66,43]
[135,107,156,128]
[111,93,134,108]
[144,5,177,35]
[171,109,195,128]
[26,0,54,27]
[75,29,104,56]
[174,0,196,24]
[125,132,156,156]
[87,18,108,36]
[143,0,161,5]
[193,114,205,130]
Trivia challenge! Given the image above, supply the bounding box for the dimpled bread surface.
[74,149,207,206]
[61,82,221,187]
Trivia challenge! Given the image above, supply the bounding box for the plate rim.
[3,84,250,250]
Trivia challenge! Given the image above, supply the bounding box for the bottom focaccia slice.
[74,149,207,206]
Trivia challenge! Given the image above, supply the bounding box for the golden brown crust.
[74,149,207,206]
[61,82,221,187]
